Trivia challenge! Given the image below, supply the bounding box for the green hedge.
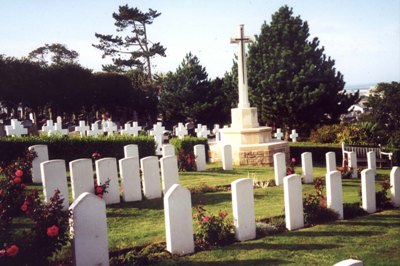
[0,135,156,164]
[169,136,209,162]
[289,142,342,166]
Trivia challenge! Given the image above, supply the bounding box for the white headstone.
[222,144,233,170]
[175,123,188,139]
[95,158,120,204]
[361,168,376,213]
[87,123,103,137]
[75,120,89,137]
[289,129,298,142]
[124,144,139,158]
[160,155,180,194]
[212,124,221,142]
[140,156,162,199]
[150,122,165,155]
[333,259,363,266]
[283,174,304,230]
[121,122,142,136]
[103,121,118,136]
[40,159,69,210]
[301,152,313,184]
[326,152,336,173]
[5,119,28,137]
[326,170,343,219]
[348,151,358,178]
[70,192,109,266]
[367,151,376,173]
[274,128,284,140]
[70,159,94,200]
[390,166,400,207]
[28,145,49,183]
[273,152,286,186]
[194,144,206,171]
[164,184,194,255]
[119,157,142,202]
[162,144,175,157]
[41,120,54,133]
[195,124,203,138]
[231,178,256,241]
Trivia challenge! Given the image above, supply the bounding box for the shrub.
[177,149,196,171]
[309,124,342,143]
[170,136,209,162]
[193,205,234,248]
[343,203,368,219]
[375,175,393,210]
[287,157,296,175]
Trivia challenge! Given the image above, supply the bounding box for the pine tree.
[248,6,358,135]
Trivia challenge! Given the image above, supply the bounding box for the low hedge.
[0,135,156,164]
[289,142,342,166]
[169,136,209,162]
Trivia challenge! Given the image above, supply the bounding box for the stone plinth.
[222,126,272,145]
[231,107,259,129]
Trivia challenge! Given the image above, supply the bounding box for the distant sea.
[344,83,376,96]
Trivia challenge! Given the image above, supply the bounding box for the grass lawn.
[21,163,399,265]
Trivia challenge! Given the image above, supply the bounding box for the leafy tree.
[365,82,400,147]
[93,4,166,79]
[248,6,358,136]
[158,53,222,127]
[27,43,79,66]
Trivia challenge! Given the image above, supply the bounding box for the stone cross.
[175,122,188,139]
[195,124,203,137]
[274,128,284,140]
[49,119,68,136]
[75,120,89,137]
[103,121,117,136]
[231,24,253,109]
[42,120,54,133]
[289,129,298,142]
[150,122,165,154]
[5,119,28,137]
[213,124,221,142]
[196,125,210,138]
[87,123,102,137]
[121,122,142,136]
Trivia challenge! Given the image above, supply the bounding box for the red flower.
[6,245,19,256]
[287,170,293,175]
[15,169,23,177]
[47,225,59,237]
[202,216,210,223]
[14,177,22,183]
[95,186,103,194]
[291,158,296,163]
[21,183,26,189]
[21,203,28,212]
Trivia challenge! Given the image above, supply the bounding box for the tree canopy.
[27,43,79,66]
[93,4,166,79]
[247,6,358,135]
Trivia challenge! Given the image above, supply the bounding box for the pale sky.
[1,0,399,86]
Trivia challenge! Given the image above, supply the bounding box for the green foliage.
[375,176,393,210]
[289,143,342,166]
[365,82,400,148]
[0,135,155,164]
[309,124,342,143]
[177,149,196,172]
[248,6,358,134]
[110,242,172,265]
[193,205,234,248]
[27,43,79,66]
[169,136,209,162]
[93,4,166,77]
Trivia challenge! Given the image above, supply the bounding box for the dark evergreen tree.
[248,6,358,136]
[93,4,166,79]
[27,43,79,66]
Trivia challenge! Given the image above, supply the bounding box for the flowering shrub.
[91,151,102,161]
[94,179,111,199]
[177,149,196,172]
[287,157,296,175]
[193,205,234,248]
[0,149,36,183]
[375,175,393,210]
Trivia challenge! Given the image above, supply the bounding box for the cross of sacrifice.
[5,119,28,137]
[212,124,221,142]
[150,122,165,154]
[230,24,253,109]
[41,120,54,133]
[75,120,89,137]
[274,128,284,140]
[289,129,299,142]
[195,124,203,138]
[87,123,102,137]
[103,121,118,136]
[121,122,142,136]
[175,122,188,139]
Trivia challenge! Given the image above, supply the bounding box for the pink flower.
[291,158,296,163]
[21,203,28,212]
[202,216,210,223]
[95,186,103,194]
[47,225,59,237]
[15,169,23,177]
[14,177,22,183]
[6,245,19,256]
[287,170,293,175]
[0,249,5,256]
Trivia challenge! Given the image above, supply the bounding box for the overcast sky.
[1,0,399,86]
